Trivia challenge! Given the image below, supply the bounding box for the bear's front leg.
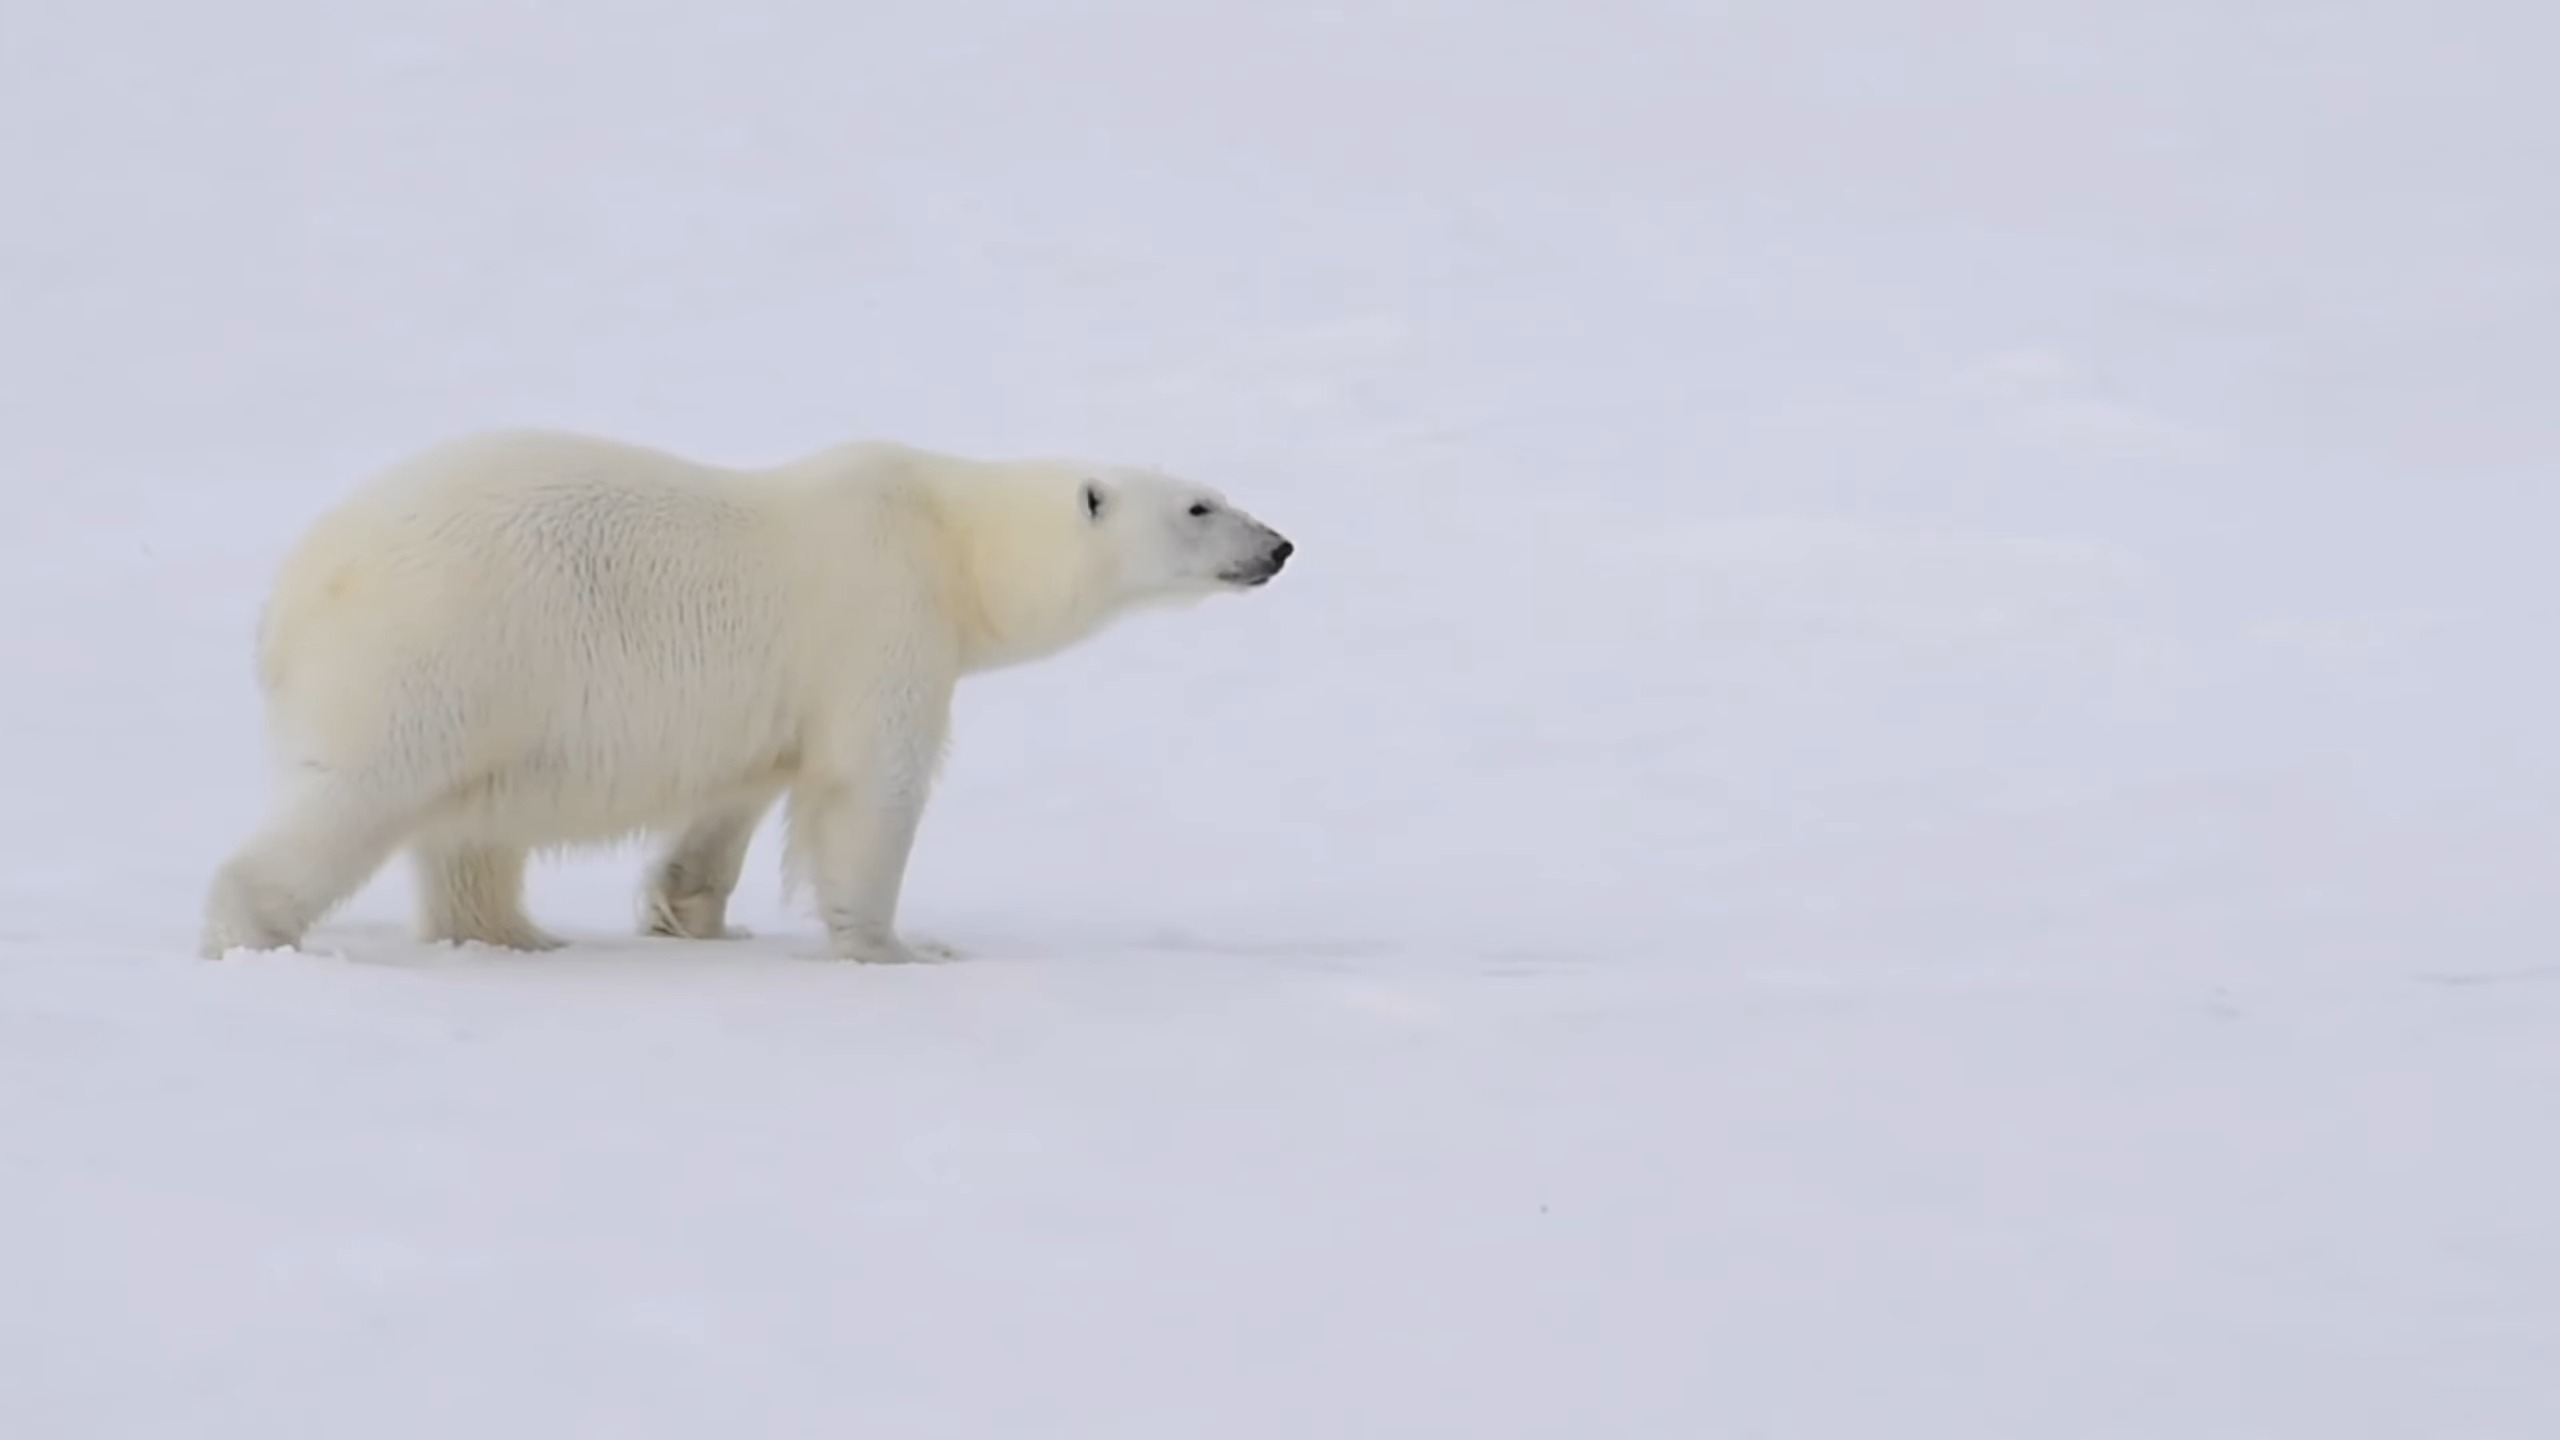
[642,794,775,941]
[793,675,954,964]
[794,779,935,963]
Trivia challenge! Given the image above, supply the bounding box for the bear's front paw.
[819,925,958,965]
[641,888,754,942]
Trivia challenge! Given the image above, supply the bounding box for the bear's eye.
[1082,483,1106,520]
[1186,502,1212,518]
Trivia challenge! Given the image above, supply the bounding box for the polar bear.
[197,427,1295,963]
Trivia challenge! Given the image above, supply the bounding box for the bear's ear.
[1081,480,1107,522]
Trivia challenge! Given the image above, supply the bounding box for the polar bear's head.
[1075,468,1295,605]
[931,454,1294,673]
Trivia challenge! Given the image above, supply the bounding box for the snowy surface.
[5,2,2559,1435]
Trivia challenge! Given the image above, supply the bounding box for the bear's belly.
[429,760,790,847]
[414,690,805,849]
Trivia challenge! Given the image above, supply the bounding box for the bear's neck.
[937,483,1116,675]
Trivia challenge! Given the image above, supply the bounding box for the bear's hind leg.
[200,770,424,959]
[411,842,564,951]
[641,796,772,940]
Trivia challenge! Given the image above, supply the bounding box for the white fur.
[198,427,1293,962]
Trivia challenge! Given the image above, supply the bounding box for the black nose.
[1269,539,1294,568]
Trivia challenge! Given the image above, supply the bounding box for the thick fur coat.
[199,428,1293,962]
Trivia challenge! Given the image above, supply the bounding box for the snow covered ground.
[5,2,2558,1435]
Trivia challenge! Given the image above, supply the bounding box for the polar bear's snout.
[1223,526,1296,588]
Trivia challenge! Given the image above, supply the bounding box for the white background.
[4,2,2555,1435]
